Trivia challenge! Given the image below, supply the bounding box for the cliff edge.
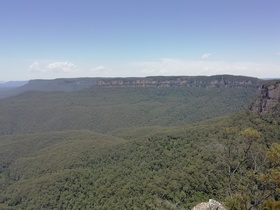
[249,81,280,113]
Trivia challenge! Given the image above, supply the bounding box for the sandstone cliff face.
[250,81,280,113]
[95,76,260,89]
[20,76,260,92]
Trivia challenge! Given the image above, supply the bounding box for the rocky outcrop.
[249,81,280,113]
[95,75,260,89]
[192,199,226,210]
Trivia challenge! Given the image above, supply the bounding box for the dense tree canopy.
[0,78,279,209]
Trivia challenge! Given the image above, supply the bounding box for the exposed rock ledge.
[249,81,280,113]
[95,76,260,89]
[192,199,226,210]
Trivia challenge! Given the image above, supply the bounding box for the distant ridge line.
[25,75,262,89]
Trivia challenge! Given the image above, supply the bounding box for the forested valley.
[0,75,279,210]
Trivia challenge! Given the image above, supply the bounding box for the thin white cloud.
[92,65,105,72]
[29,61,77,74]
[46,62,76,73]
[202,53,211,59]
[127,58,280,78]
[28,59,279,79]
[29,62,43,72]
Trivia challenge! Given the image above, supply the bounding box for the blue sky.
[0,0,279,80]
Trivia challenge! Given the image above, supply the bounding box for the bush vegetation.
[0,77,279,209]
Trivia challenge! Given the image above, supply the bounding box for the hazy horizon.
[1,74,280,84]
[1,0,279,80]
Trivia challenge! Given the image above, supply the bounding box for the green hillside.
[0,76,279,210]
[0,85,258,135]
[0,111,279,209]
